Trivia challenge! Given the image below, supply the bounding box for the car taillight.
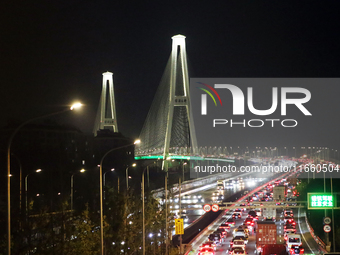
[293,222,296,225]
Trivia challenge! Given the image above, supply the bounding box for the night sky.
[1,1,340,147]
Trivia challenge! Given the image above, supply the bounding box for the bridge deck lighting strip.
[134,155,235,162]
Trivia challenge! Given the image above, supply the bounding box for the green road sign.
[308,193,335,209]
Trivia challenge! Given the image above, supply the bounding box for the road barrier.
[304,212,328,253]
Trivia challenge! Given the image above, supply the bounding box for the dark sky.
[1,1,340,147]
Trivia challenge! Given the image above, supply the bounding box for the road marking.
[298,207,314,253]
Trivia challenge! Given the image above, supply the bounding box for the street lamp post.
[25,169,42,219]
[182,162,187,182]
[99,139,140,255]
[126,163,136,190]
[103,168,114,200]
[71,169,85,211]
[6,102,82,255]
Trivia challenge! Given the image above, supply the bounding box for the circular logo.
[203,204,212,212]
[324,224,331,233]
[212,204,220,212]
[323,217,331,225]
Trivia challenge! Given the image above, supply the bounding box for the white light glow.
[70,102,82,110]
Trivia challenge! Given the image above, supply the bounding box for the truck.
[262,208,276,221]
[217,180,225,190]
[273,185,286,201]
[261,244,286,255]
[256,221,277,253]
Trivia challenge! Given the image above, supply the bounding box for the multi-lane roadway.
[171,175,325,254]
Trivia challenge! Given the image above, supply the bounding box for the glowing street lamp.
[71,169,86,211]
[103,168,115,200]
[7,102,82,255]
[126,163,137,190]
[25,169,42,218]
[70,102,82,110]
[99,139,140,255]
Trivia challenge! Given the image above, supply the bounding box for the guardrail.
[305,212,328,253]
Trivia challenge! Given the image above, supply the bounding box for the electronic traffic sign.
[308,193,335,209]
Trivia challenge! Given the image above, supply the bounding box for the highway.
[171,172,325,255]
[170,177,264,230]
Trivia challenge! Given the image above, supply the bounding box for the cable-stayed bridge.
[133,35,332,170]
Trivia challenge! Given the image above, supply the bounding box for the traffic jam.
[197,177,304,255]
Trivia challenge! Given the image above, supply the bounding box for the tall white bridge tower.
[135,35,198,164]
[93,71,119,136]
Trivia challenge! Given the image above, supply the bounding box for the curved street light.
[25,169,42,219]
[103,168,114,200]
[71,169,86,211]
[99,139,140,255]
[6,102,82,255]
[126,163,137,190]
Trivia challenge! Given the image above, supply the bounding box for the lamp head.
[36,169,42,173]
[70,102,82,110]
[134,139,141,145]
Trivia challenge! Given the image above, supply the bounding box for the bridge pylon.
[93,72,119,136]
[135,35,198,169]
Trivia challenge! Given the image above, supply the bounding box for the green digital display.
[308,193,334,209]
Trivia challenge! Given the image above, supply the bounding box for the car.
[248,210,257,218]
[231,239,246,249]
[220,223,230,231]
[198,247,215,255]
[229,247,246,255]
[214,229,227,239]
[233,228,247,238]
[200,241,217,251]
[217,194,224,201]
[284,209,294,215]
[233,212,241,219]
[235,225,249,235]
[284,216,295,224]
[208,233,222,246]
[286,234,302,250]
[230,236,248,246]
[226,218,236,226]
[288,245,304,254]
[244,217,254,226]
[284,230,297,241]
[254,208,262,217]
[284,222,296,231]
